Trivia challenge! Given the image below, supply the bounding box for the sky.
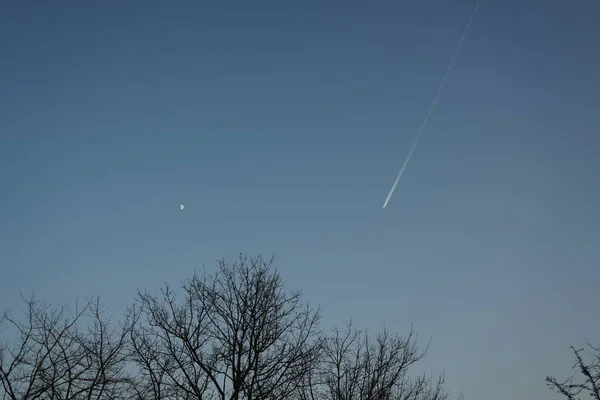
[1,1,599,399]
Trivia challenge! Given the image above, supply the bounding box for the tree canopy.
[1,253,458,400]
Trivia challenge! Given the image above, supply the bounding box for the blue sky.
[1,1,599,399]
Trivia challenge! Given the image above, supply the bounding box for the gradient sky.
[1,1,599,399]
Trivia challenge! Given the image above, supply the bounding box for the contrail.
[382,0,482,209]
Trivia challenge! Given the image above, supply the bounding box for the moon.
[180,204,184,210]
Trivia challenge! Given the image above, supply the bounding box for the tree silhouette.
[297,320,452,400]
[546,343,600,400]
[0,253,461,400]
[127,254,321,400]
[0,294,135,400]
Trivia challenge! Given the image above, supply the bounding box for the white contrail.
[382,0,482,209]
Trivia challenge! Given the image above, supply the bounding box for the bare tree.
[1,253,462,400]
[296,321,451,400]
[546,343,600,400]
[128,253,322,400]
[0,294,135,400]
